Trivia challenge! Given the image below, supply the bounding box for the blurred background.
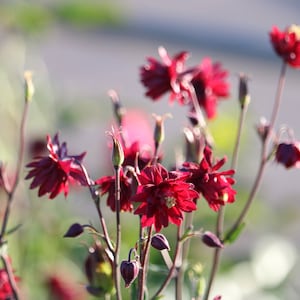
[0,0,300,299]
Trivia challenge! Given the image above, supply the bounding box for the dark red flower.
[182,146,236,211]
[270,25,300,67]
[123,141,152,170]
[190,58,230,119]
[95,169,133,212]
[25,133,86,199]
[275,142,300,168]
[131,164,198,232]
[140,46,189,104]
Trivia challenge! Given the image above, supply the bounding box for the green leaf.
[223,222,246,244]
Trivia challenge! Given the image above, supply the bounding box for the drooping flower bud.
[202,231,224,248]
[120,259,140,288]
[24,70,35,102]
[275,142,300,168]
[151,233,170,251]
[238,73,250,109]
[64,223,84,238]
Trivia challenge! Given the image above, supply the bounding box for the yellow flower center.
[165,196,176,208]
[288,24,300,40]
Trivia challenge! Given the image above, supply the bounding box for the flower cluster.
[140,46,230,119]
[14,23,300,300]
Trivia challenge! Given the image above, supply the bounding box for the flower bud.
[256,117,270,142]
[120,259,140,288]
[108,89,126,126]
[238,73,250,109]
[64,223,84,238]
[151,233,170,251]
[152,113,172,150]
[24,71,34,102]
[110,131,124,168]
[202,231,223,248]
[275,142,300,168]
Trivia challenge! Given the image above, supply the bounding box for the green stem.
[79,163,114,253]
[151,224,182,300]
[114,166,122,300]
[204,62,287,300]
[138,225,153,300]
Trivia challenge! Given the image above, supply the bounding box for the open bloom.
[25,133,86,199]
[270,25,300,67]
[182,146,236,211]
[275,142,300,168]
[131,164,198,232]
[190,58,230,119]
[140,46,189,104]
[95,169,133,212]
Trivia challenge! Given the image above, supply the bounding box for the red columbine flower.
[131,164,198,232]
[270,25,300,68]
[190,58,230,119]
[95,169,133,212]
[275,142,300,168]
[123,141,152,170]
[140,46,189,104]
[25,133,86,199]
[182,146,236,211]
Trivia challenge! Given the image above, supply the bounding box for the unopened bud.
[64,223,84,238]
[152,113,172,150]
[202,231,224,248]
[238,73,250,109]
[120,259,140,288]
[151,233,170,251]
[108,130,124,167]
[108,89,126,126]
[256,117,270,142]
[24,71,34,102]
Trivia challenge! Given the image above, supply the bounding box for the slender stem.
[0,101,29,240]
[204,62,287,300]
[114,166,122,300]
[1,255,19,300]
[228,61,287,237]
[204,74,249,300]
[175,212,193,300]
[138,225,153,300]
[79,163,114,253]
[188,84,214,147]
[151,225,182,300]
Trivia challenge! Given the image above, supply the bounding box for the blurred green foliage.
[0,1,123,34]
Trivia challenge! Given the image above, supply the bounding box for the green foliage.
[0,1,123,35]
